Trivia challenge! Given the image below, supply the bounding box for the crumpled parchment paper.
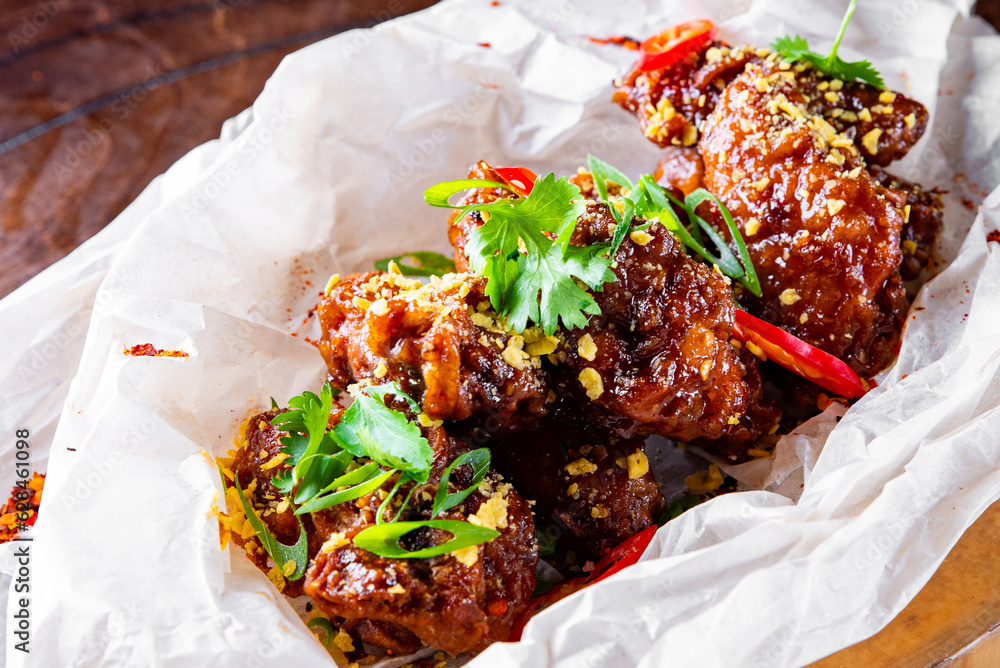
[2,1,1000,666]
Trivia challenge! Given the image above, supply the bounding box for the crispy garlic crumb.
[779,288,801,305]
[261,452,288,471]
[590,504,610,519]
[578,368,604,400]
[827,199,846,216]
[369,298,389,316]
[387,583,406,595]
[266,565,286,593]
[858,107,873,122]
[630,230,654,246]
[878,90,897,104]
[324,273,341,296]
[745,217,761,236]
[626,450,649,480]
[417,412,444,428]
[799,312,810,324]
[452,546,479,567]
[502,335,530,370]
[320,532,350,553]
[469,485,511,531]
[567,483,579,498]
[333,629,355,653]
[685,464,724,492]
[577,333,598,361]
[902,239,917,254]
[565,458,598,476]
[373,362,388,379]
[904,113,916,129]
[861,128,882,154]
[747,448,772,458]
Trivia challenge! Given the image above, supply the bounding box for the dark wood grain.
[0,0,436,298]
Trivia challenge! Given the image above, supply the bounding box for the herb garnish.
[586,156,761,296]
[420,157,760,335]
[234,382,499,567]
[425,174,614,335]
[224,470,309,580]
[374,251,455,277]
[771,0,884,88]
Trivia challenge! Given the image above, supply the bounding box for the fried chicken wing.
[317,270,549,435]
[697,59,909,376]
[447,162,779,447]
[490,397,664,561]
[871,166,944,280]
[225,410,538,656]
[614,41,929,166]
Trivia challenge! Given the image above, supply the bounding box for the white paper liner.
[1,1,999,666]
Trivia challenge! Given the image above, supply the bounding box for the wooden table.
[2,1,999,665]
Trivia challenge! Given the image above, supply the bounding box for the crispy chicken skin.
[317,270,549,435]
[448,162,779,447]
[616,40,938,376]
[698,59,909,376]
[490,397,664,560]
[870,166,944,281]
[613,41,928,166]
[227,410,538,656]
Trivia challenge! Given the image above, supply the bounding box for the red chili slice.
[508,525,657,641]
[636,20,716,72]
[732,309,868,399]
[495,166,538,197]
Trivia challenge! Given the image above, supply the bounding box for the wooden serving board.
[2,0,1000,665]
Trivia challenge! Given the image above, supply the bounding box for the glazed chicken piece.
[614,41,929,167]
[225,409,538,656]
[490,396,664,561]
[317,270,549,436]
[870,166,944,281]
[448,162,779,448]
[697,59,910,376]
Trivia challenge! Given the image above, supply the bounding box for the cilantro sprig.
[771,0,885,88]
[425,174,614,335]
[586,155,761,297]
[232,382,500,567]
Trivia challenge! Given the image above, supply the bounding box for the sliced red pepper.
[495,166,537,197]
[636,20,716,73]
[508,525,657,641]
[732,309,868,399]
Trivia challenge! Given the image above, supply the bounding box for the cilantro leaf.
[334,383,433,477]
[272,384,334,484]
[770,0,884,88]
[585,158,762,297]
[462,173,611,334]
